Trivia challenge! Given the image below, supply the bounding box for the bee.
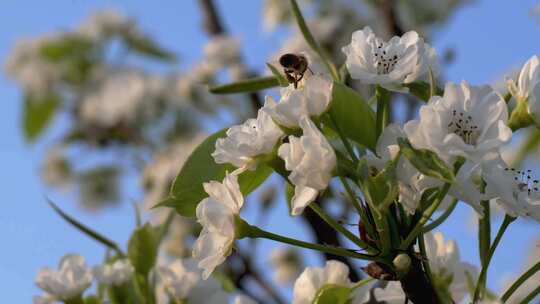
[279,53,310,89]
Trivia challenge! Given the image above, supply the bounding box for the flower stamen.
[447,109,479,145]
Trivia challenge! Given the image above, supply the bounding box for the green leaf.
[124,34,175,61]
[365,158,399,210]
[285,182,294,214]
[23,92,60,142]
[266,63,289,87]
[47,199,124,256]
[397,138,454,183]
[40,35,94,62]
[159,129,273,217]
[128,223,158,277]
[405,81,443,102]
[326,82,377,151]
[83,296,102,304]
[210,76,280,94]
[313,284,352,304]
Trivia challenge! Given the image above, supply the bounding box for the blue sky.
[0,0,539,302]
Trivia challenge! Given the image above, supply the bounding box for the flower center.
[447,110,479,145]
[504,168,539,196]
[372,43,399,74]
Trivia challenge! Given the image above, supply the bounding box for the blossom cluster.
[26,4,540,304]
[185,24,540,303]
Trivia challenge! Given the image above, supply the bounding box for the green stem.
[399,158,464,251]
[375,86,390,139]
[399,183,451,251]
[308,203,376,254]
[418,233,434,284]
[244,221,384,262]
[328,113,358,162]
[64,297,84,304]
[421,198,458,233]
[478,200,491,267]
[501,260,540,302]
[472,215,515,303]
[288,0,339,80]
[476,199,491,301]
[518,286,540,304]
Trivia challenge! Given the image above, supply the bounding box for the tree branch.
[197,0,263,113]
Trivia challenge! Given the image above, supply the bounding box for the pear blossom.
[79,69,167,127]
[507,55,540,102]
[193,172,244,279]
[367,123,439,213]
[278,118,336,215]
[356,281,406,304]
[32,293,56,304]
[404,81,512,163]
[292,260,352,304]
[35,254,93,301]
[77,10,132,40]
[157,259,229,304]
[93,259,134,286]
[342,26,438,91]
[203,35,241,70]
[212,108,284,169]
[158,259,200,300]
[482,155,540,221]
[263,74,333,128]
[269,247,303,285]
[508,55,540,123]
[367,123,483,214]
[424,232,478,303]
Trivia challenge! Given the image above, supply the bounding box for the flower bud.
[393,253,411,273]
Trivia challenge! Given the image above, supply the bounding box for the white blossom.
[4,35,61,94]
[77,10,132,40]
[404,81,512,163]
[508,55,540,124]
[79,69,167,127]
[263,74,333,128]
[193,172,244,279]
[278,118,336,215]
[158,259,200,300]
[358,281,406,304]
[93,259,134,286]
[269,247,303,285]
[367,123,440,213]
[424,232,478,303]
[292,260,352,304]
[203,35,241,70]
[35,254,93,301]
[342,26,438,91]
[32,293,56,304]
[156,259,229,304]
[507,55,540,102]
[212,108,284,169]
[482,155,540,221]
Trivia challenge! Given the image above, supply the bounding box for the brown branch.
[197,0,263,113]
[379,0,404,37]
[399,254,441,304]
